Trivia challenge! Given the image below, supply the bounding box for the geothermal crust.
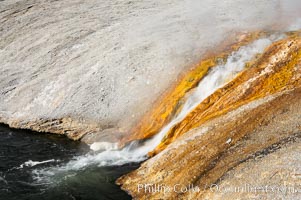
[1,1,301,199]
[1,0,300,142]
[117,36,301,199]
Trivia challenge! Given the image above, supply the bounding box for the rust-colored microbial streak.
[150,35,301,155]
[116,32,301,200]
[121,32,266,146]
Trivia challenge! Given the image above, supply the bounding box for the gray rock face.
[0,0,300,139]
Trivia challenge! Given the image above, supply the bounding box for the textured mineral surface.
[117,36,301,199]
[1,0,300,142]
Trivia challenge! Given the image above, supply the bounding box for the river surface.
[0,124,137,200]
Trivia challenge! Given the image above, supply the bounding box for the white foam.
[0,176,8,185]
[90,142,118,151]
[19,159,57,168]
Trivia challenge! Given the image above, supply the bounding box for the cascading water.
[32,36,282,182]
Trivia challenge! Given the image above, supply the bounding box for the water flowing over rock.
[1,1,301,200]
[117,35,301,199]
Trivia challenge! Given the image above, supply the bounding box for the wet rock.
[117,36,301,199]
[151,35,301,154]
[117,86,301,199]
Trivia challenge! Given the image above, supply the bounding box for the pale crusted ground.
[1,0,300,140]
[202,136,301,200]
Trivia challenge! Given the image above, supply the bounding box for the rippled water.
[0,124,137,200]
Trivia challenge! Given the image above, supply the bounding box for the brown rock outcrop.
[117,35,301,199]
[117,85,301,200]
[201,137,301,200]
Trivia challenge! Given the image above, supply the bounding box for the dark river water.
[0,124,138,200]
